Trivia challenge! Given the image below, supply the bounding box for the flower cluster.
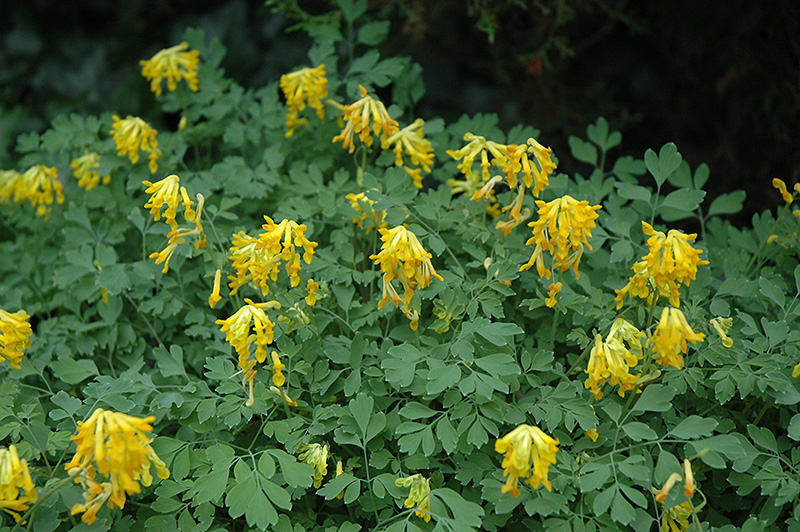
[0,165,65,217]
[395,474,432,522]
[370,225,444,329]
[71,152,111,190]
[0,308,33,370]
[297,443,328,489]
[256,217,318,288]
[280,64,328,137]
[64,408,169,524]
[0,445,38,522]
[346,191,387,233]
[381,118,435,188]
[584,318,645,399]
[140,41,200,96]
[332,85,399,153]
[110,115,162,174]
[652,307,706,369]
[495,423,559,497]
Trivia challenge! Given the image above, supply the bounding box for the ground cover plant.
[1,3,799,531]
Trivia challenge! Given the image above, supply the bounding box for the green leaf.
[788,414,800,441]
[430,487,484,527]
[593,485,616,515]
[615,182,652,203]
[670,416,718,439]
[337,0,367,22]
[474,322,523,346]
[621,422,658,441]
[155,345,187,378]
[707,190,746,216]
[436,416,458,454]
[631,385,675,413]
[50,358,98,385]
[693,163,710,189]
[659,188,706,212]
[568,136,598,166]
[426,364,461,395]
[193,468,229,504]
[579,463,612,492]
[358,21,390,45]
[611,488,635,524]
[609,240,634,263]
[645,143,682,186]
[269,449,314,488]
[758,277,785,309]
[349,393,373,441]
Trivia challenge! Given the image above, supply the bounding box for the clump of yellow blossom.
[216,298,281,406]
[370,225,444,330]
[381,118,435,188]
[110,115,162,174]
[0,170,21,203]
[256,216,318,288]
[519,195,601,305]
[64,408,169,524]
[0,445,38,522]
[332,85,399,153]
[227,231,271,296]
[140,42,200,96]
[584,318,644,400]
[618,222,708,308]
[16,165,64,217]
[395,474,432,522]
[346,190,388,233]
[651,307,705,369]
[297,443,328,489]
[495,423,559,497]
[0,308,33,370]
[71,152,111,191]
[280,64,328,137]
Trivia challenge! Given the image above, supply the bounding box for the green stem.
[745,201,791,276]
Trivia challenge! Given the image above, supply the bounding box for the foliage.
[1,4,799,532]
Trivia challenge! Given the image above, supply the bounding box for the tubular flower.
[346,191,388,233]
[18,165,64,216]
[332,85,399,153]
[370,225,444,330]
[519,195,602,280]
[217,299,281,406]
[504,137,556,196]
[142,174,192,230]
[545,282,562,308]
[0,170,21,203]
[270,386,298,407]
[297,443,328,489]
[148,193,205,273]
[584,319,644,400]
[280,64,328,137]
[395,474,432,522]
[64,408,169,524]
[772,178,794,203]
[614,260,654,309]
[140,42,200,97]
[305,279,319,306]
[335,461,345,499]
[709,317,733,348]
[447,132,513,182]
[208,269,222,309]
[495,424,559,496]
[71,152,111,191]
[256,217,318,288]
[0,308,33,370]
[381,118,435,188]
[110,115,161,174]
[227,231,274,296]
[640,222,709,307]
[0,445,38,522]
[651,307,705,369]
[661,501,692,532]
[270,351,286,387]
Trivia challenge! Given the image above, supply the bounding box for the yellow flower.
[18,165,64,216]
[148,193,205,273]
[269,386,298,407]
[297,443,328,489]
[709,317,733,348]
[69,476,112,525]
[332,85,399,153]
[447,132,512,183]
[110,115,161,174]
[504,137,556,197]
[651,307,705,369]
[64,408,169,523]
[142,174,192,230]
[280,64,328,138]
[305,279,319,306]
[519,195,602,280]
[614,260,653,309]
[381,118,435,188]
[346,191,387,233]
[584,327,642,400]
[545,282,562,308]
[584,429,599,442]
[682,459,695,498]
[209,269,222,309]
[335,461,344,499]
[227,231,273,296]
[256,216,318,288]
[395,474,432,522]
[640,222,709,307]
[495,424,559,496]
[661,501,692,532]
[0,170,21,203]
[0,445,38,522]
[370,225,443,329]
[772,178,794,203]
[71,152,111,190]
[271,351,286,387]
[0,308,33,370]
[140,42,200,96]
[655,472,683,503]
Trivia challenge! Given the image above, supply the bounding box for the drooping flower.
[772,178,794,204]
[140,42,200,96]
[332,85,399,153]
[381,118,435,188]
[395,474,432,522]
[709,317,733,348]
[297,443,328,489]
[18,165,64,216]
[584,429,599,442]
[256,216,318,288]
[335,461,345,499]
[495,423,559,496]
[270,386,298,407]
[110,115,161,174]
[660,501,692,532]
[793,360,800,379]
[0,445,38,522]
[0,308,33,370]
[208,269,222,309]
[142,174,193,230]
[227,231,273,296]
[640,222,709,308]
[280,64,328,137]
[614,260,653,309]
[370,225,443,330]
[346,191,387,233]
[584,318,644,400]
[69,476,112,525]
[519,195,602,280]
[148,191,205,273]
[504,137,556,197]
[64,408,169,524]
[651,307,705,369]
[545,282,562,308]
[447,133,513,183]
[270,351,286,387]
[305,279,319,306]
[71,152,111,191]
[0,170,21,203]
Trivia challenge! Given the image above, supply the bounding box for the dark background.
[2,0,798,224]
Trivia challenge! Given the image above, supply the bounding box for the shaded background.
[2,0,798,224]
